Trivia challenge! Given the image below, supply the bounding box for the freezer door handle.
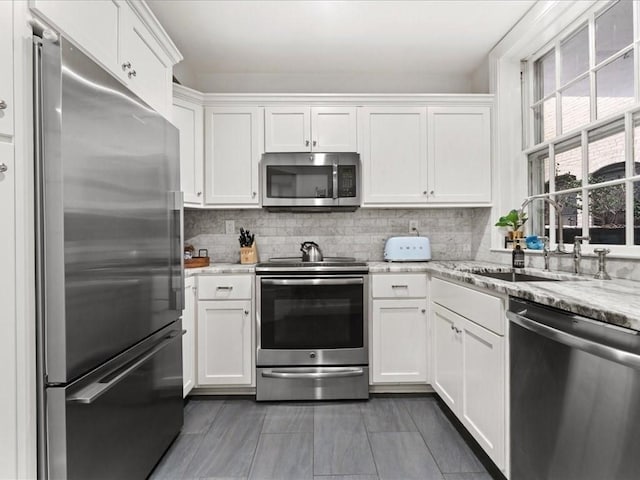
[67,330,182,405]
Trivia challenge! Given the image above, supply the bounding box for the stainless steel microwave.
[261,152,361,209]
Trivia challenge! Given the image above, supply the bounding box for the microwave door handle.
[332,161,338,200]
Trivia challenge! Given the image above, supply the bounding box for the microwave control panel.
[338,165,357,197]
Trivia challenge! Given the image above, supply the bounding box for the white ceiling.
[148,0,536,92]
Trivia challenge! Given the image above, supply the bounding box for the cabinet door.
[182,277,196,397]
[173,97,204,205]
[461,318,505,469]
[264,106,311,152]
[119,7,172,117]
[205,107,262,206]
[371,299,428,383]
[359,107,428,204]
[427,106,491,203]
[205,107,261,205]
[197,300,253,386]
[431,304,463,412]
[30,0,122,76]
[311,106,357,152]
[0,1,13,137]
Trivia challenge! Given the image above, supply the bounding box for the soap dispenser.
[512,243,525,269]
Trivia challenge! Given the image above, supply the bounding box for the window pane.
[595,0,633,64]
[635,181,640,245]
[555,140,583,189]
[632,113,640,174]
[561,77,590,133]
[589,184,626,244]
[596,52,635,119]
[561,190,583,244]
[588,121,625,185]
[561,26,589,85]
[534,98,557,143]
[534,50,556,101]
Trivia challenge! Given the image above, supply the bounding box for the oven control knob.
[309,352,316,359]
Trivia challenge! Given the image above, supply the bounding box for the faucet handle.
[574,235,591,243]
[593,248,611,280]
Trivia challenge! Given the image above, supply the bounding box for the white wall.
[189,71,475,94]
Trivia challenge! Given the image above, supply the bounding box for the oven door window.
[261,280,363,349]
[266,165,334,199]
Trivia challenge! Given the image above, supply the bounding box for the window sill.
[490,247,640,260]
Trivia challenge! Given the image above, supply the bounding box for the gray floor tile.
[403,399,485,474]
[313,476,379,480]
[443,474,493,480]
[360,398,417,433]
[182,399,224,434]
[249,433,313,480]
[314,404,377,476]
[149,433,204,479]
[261,404,314,433]
[369,431,443,480]
[184,401,266,478]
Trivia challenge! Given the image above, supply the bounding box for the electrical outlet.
[409,220,419,233]
[225,220,235,235]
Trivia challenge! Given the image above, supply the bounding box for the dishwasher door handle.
[508,310,640,369]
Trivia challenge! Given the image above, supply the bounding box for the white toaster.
[384,236,432,262]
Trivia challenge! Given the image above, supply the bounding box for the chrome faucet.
[539,236,550,271]
[519,197,568,253]
[572,236,590,275]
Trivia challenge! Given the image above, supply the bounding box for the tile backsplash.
[184,208,491,263]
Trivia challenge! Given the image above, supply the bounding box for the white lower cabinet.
[370,273,428,384]
[197,300,253,386]
[182,276,196,397]
[431,277,506,471]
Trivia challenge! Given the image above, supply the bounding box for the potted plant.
[495,209,528,239]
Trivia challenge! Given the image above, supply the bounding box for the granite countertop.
[372,260,640,332]
[186,260,640,331]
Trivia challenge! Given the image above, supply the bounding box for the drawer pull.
[391,285,408,289]
[216,286,233,291]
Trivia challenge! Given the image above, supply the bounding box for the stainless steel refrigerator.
[34,34,184,479]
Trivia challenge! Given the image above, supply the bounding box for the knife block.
[240,243,258,264]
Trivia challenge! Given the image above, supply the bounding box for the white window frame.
[522,0,640,255]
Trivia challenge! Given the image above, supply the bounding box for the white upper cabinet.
[0,1,13,137]
[427,106,491,203]
[29,0,182,119]
[118,6,173,116]
[30,0,122,72]
[265,106,357,152]
[360,107,428,204]
[172,90,204,205]
[204,106,262,206]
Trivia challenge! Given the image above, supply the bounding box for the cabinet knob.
[455,327,462,334]
[450,324,455,331]
[305,140,310,147]
[121,61,132,71]
[0,163,7,173]
[197,191,202,196]
[244,310,249,315]
[423,191,428,195]
[0,100,6,110]
[421,309,426,314]
[430,190,435,195]
[312,140,317,147]
[252,191,256,198]
[128,70,137,78]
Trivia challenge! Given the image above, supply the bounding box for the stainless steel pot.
[300,241,323,262]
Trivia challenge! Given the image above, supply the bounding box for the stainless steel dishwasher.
[508,297,640,480]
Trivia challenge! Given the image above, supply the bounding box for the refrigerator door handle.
[67,330,182,405]
[170,190,184,312]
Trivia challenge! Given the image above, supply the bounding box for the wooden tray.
[185,256,210,268]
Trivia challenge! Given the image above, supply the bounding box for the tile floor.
[150,396,496,480]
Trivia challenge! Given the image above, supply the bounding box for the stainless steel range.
[255,256,369,401]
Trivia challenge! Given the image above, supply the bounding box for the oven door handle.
[261,278,364,286]
[261,368,365,379]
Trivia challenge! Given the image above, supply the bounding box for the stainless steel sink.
[473,271,560,282]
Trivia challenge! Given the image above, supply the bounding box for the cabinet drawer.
[371,274,427,299]
[431,277,503,335]
[198,275,252,300]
